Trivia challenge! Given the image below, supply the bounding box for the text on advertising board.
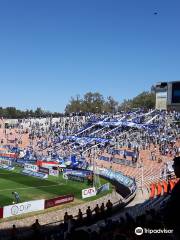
[49,169,59,177]
[39,166,49,175]
[45,195,74,209]
[82,187,96,199]
[24,163,38,172]
[3,199,45,218]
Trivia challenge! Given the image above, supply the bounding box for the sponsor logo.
[3,200,45,218]
[39,166,49,175]
[83,188,95,195]
[45,195,74,209]
[11,205,19,215]
[82,187,96,199]
[24,163,38,172]
[11,203,31,216]
[49,169,59,176]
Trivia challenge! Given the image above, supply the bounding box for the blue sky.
[0,0,180,112]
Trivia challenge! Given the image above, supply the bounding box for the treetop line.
[0,90,155,119]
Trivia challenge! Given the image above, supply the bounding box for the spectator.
[10,224,18,240]
[100,202,105,219]
[106,199,113,217]
[64,212,69,224]
[94,204,100,220]
[32,219,41,236]
[77,209,83,224]
[86,206,92,224]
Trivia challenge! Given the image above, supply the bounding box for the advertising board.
[45,195,74,209]
[68,174,84,182]
[0,159,12,166]
[82,187,96,199]
[41,162,59,169]
[96,183,110,195]
[24,163,38,172]
[3,199,45,218]
[49,169,59,177]
[0,165,14,171]
[0,208,3,219]
[39,166,49,175]
[22,169,48,179]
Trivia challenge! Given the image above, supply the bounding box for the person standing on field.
[12,192,20,203]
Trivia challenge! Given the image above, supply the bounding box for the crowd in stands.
[0,110,180,191]
[1,110,179,161]
[0,110,180,239]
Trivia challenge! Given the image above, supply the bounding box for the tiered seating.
[96,141,178,191]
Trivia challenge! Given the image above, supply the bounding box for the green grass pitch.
[0,168,112,207]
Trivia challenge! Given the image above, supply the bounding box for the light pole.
[93,145,100,188]
[93,146,96,188]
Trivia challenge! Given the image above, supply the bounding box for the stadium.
[0,107,179,239]
[1,1,180,239]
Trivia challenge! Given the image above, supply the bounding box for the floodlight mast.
[93,146,96,188]
[93,145,101,188]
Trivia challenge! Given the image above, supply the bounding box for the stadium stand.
[0,110,179,239]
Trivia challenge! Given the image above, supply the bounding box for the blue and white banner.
[22,169,48,179]
[97,168,134,188]
[96,120,158,130]
[64,136,110,145]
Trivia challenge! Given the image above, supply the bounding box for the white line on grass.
[0,173,15,174]
[0,183,63,192]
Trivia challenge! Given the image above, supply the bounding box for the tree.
[0,106,62,119]
[82,92,104,113]
[34,107,44,117]
[65,95,82,114]
[131,91,155,109]
[6,107,17,118]
[118,99,132,112]
[104,96,118,113]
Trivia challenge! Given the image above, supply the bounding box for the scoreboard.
[172,82,180,103]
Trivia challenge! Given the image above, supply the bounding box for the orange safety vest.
[170,180,175,191]
[162,181,168,194]
[157,182,162,196]
[150,184,155,199]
